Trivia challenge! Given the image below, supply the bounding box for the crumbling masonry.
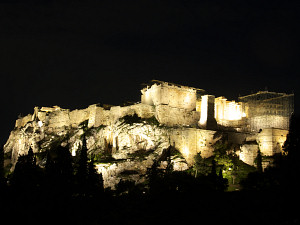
[6,80,294,168]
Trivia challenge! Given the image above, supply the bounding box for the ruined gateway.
[4,80,294,189]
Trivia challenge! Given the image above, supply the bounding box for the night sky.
[0,0,299,142]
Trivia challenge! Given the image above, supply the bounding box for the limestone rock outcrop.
[4,113,208,189]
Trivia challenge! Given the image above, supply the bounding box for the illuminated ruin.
[4,80,294,187]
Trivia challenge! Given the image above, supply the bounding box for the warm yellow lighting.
[215,97,244,122]
[38,121,43,127]
[184,94,191,104]
[142,88,153,105]
[227,102,242,120]
[139,133,154,147]
[71,142,79,156]
[200,96,208,125]
[182,145,190,157]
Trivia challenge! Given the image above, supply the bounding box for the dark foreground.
[0,188,298,225]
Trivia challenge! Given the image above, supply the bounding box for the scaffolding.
[239,91,294,131]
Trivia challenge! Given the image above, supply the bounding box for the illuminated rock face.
[239,144,259,166]
[257,128,289,156]
[4,80,294,183]
[4,103,219,188]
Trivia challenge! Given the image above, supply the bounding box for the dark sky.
[0,0,299,142]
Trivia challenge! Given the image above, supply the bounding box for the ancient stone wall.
[155,105,200,127]
[88,103,156,127]
[249,115,289,132]
[238,128,288,166]
[141,81,198,111]
[48,109,71,128]
[257,128,288,156]
[70,109,90,127]
[169,128,217,164]
[15,114,33,128]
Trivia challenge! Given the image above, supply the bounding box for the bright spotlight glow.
[38,121,43,127]
[215,97,245,121]
[227,102,242,120]
[71,142,79,156]
[182,145,189,157]
[184,94,191,104]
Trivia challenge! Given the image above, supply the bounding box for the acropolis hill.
[4,80,294,188]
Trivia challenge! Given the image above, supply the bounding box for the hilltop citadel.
[4,80,294,188]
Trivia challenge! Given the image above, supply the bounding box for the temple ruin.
[6,80,294,170]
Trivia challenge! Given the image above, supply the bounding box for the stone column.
[199,95,217,130]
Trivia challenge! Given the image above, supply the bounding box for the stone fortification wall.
[257,128,288,156]
[88,103,156,127]
[141,81,199,111]
[238,128,288,166]
[24,101,199,130]
[15,103,156,130]
[15,114,33,128]
[109,104,155,123]
[169,128,218,163]
[48,109,71,128]
[248,115,289,132]
[88,105,111,127]
[155,105,200,127]
[70,109,90,127]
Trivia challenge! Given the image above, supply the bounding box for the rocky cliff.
[5,112,214,188]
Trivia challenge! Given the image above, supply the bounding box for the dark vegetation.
[120,113,160,126]
[0,115,299,225]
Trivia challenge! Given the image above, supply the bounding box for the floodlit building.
[5,80,294,172]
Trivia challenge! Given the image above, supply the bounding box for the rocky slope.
[4,115,189,189]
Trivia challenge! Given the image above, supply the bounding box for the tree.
[211,159,217,177]
[283,114,299,160]
[216,169,228,191]
[204,159,228,192]
[86,157,104,196]
[10,148,40,192]
[165,146,174,175]
[255,149,263,173]
[280,114,300,192]
[193,153,211,177]
[147,160,162,195]
[75,134,89,195]
[44,145,74,197]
